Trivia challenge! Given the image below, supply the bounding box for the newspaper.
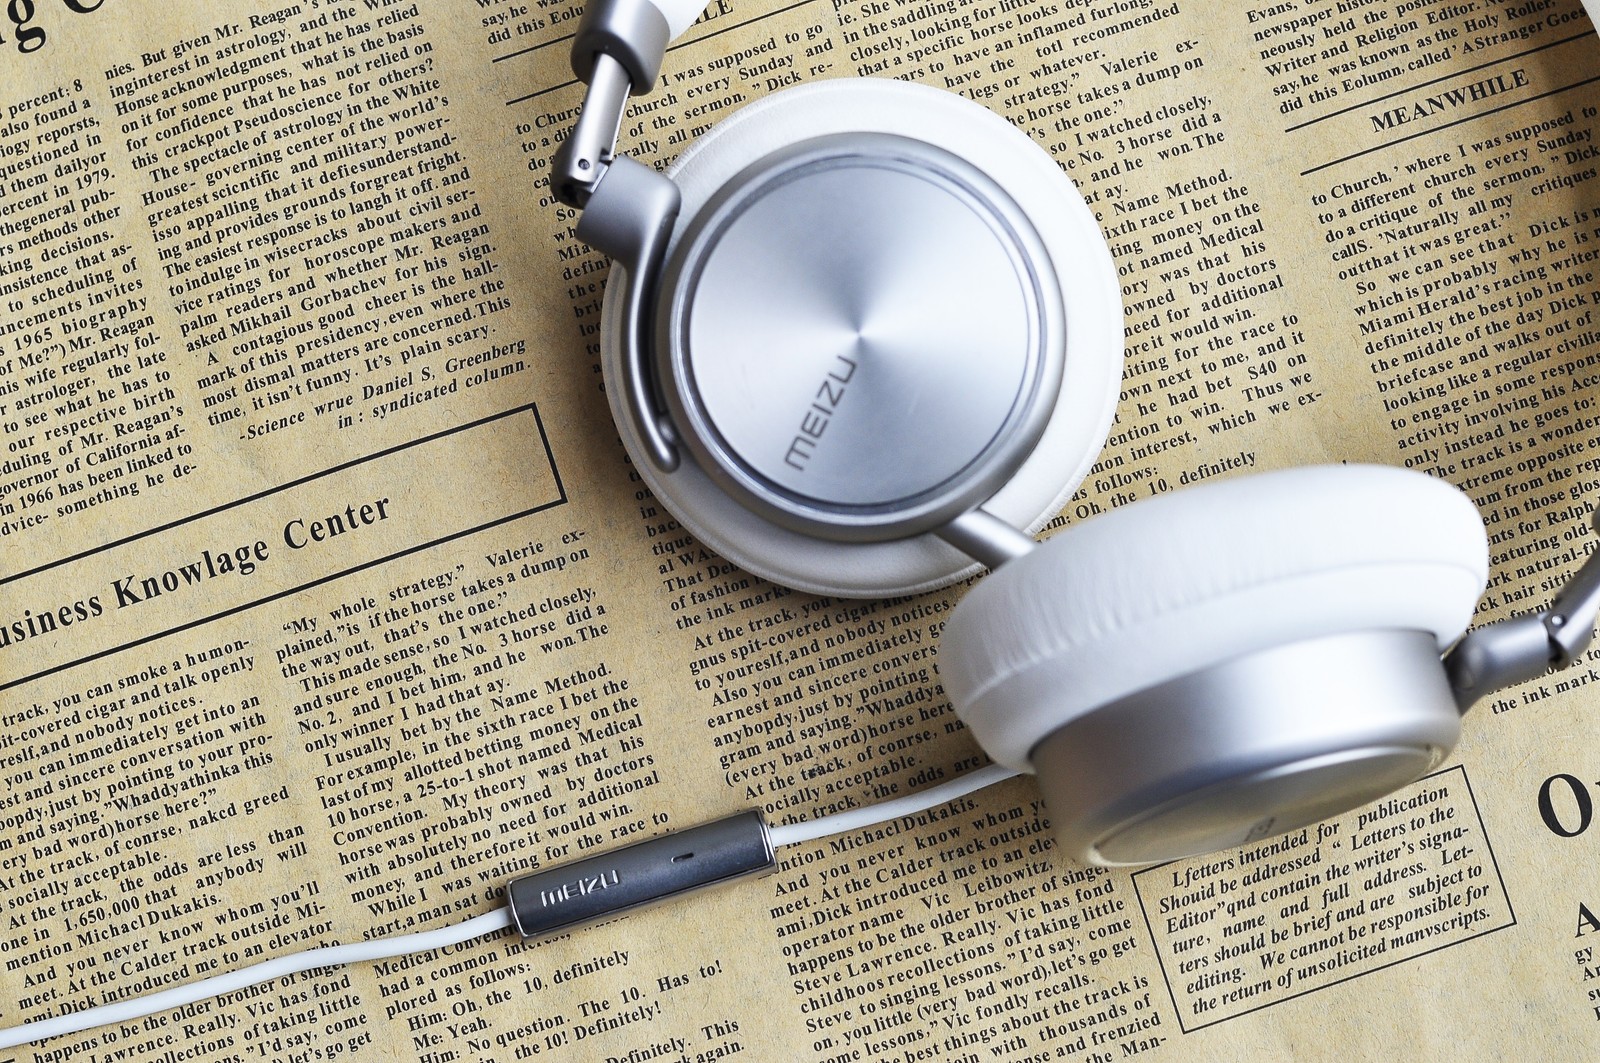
[2,0,1599,1059]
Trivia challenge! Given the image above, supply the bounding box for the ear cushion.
[601,78,1121,597]
[940,465,1490,770]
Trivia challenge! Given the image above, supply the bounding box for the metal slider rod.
[506,811,776,939]
[551,53,632,209]
[936,508,1037,571]
[549,0,669,208]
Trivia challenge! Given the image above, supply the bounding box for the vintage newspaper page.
[2,0,1599,1060]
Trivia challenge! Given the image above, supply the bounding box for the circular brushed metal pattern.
[599,78,1123,596]
[660,133,1061,540]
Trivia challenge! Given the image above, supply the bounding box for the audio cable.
[0,765,1018,1049]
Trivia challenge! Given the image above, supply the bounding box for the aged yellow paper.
[2,0,1599,1060]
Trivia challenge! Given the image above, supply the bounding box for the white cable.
[0,907,514,1050]
[3,768,1019,1048]
[768,764,1022,849]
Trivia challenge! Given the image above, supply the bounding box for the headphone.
[10,4,1600,1053]
[553,0,1600,867]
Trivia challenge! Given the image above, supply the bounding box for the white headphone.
[554,0,1600,866]
[10,3,1600,1052]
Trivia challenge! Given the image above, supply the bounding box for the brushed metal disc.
[660,133,1061,540]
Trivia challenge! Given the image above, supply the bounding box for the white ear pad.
[941,465,1490,864]
[600,79,1121,597]
[942,465,1489,770]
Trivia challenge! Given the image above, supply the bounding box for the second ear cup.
[939,465,1491,865]
[600,78,1122,597]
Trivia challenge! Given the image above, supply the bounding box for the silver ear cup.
[599,79,1122,597]
[1029,630,1461,866]
[936,466,1490,866]
[657,132,1062,542]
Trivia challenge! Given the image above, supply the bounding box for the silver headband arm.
[1444,506,1600,710]
[576,153,683,471]
[550,0,670,207]
[936,507,1038,570]
[548,0,683,469]
[551,55,632,209]
[1546,525,1600,666]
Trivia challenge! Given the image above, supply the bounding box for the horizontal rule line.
[1300,73,1600,176]
[0,497,565,693]
[1286,31,1592,133]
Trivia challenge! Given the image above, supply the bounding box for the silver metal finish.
[1544,515,1600,665]
[937,507,1037,570]
[1442,613,1553,711]
[577,155,683,469]
[569,0,669,88]
[1029,630,1462,867]
[1444,506,1600,709]
[507,811,775,939]
[657,133,1065,542]
[551,54,632,208]
[548,0,671,206]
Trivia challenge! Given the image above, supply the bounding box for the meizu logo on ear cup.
[596,81,1123,598]
[782,354,857,473]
